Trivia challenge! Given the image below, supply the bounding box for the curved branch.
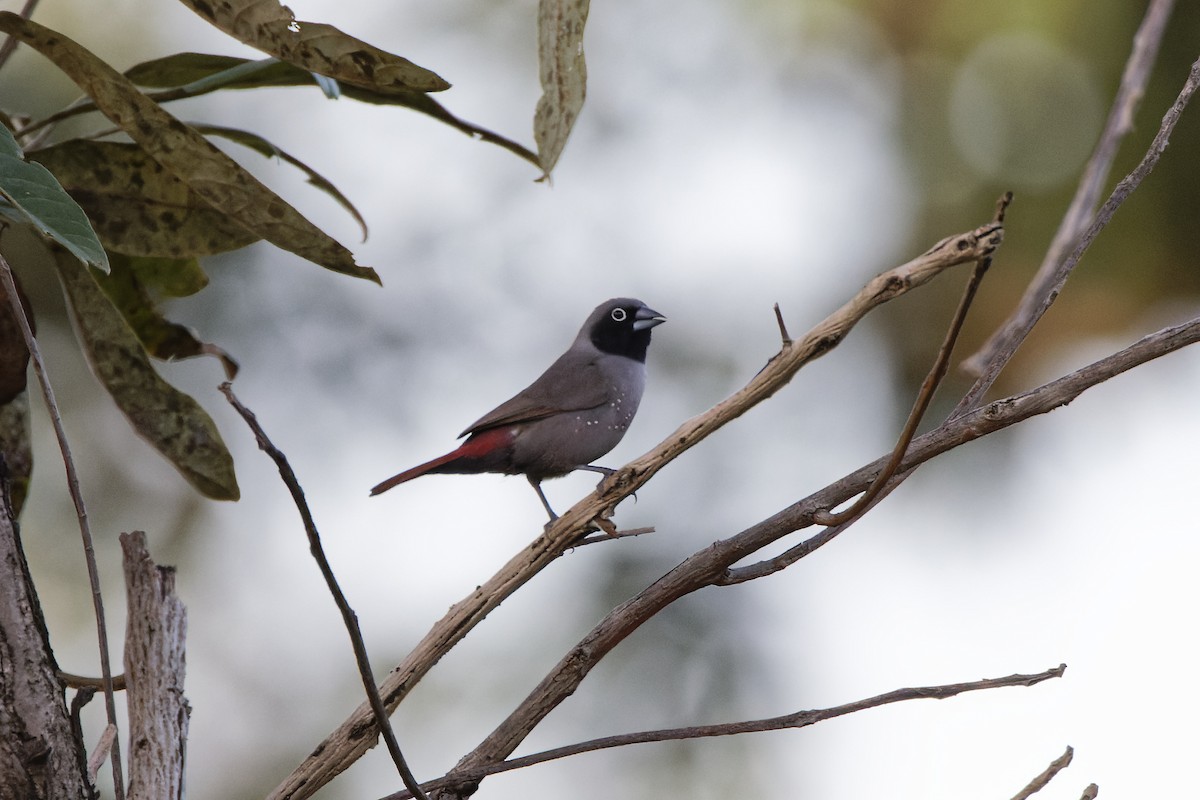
[267,214,1006,800]
[387,665,1065,799]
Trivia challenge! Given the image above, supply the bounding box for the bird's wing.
[460,351,609,436]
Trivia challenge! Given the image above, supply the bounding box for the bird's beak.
[633,306,667,331]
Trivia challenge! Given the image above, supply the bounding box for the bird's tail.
[369,427,514,496]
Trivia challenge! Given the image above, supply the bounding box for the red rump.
[369,427,516,496]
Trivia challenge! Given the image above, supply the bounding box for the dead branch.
[384,665,1065,799]
[1010,746,1075,800]
[121,531,188,800]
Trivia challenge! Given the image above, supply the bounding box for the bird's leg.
[576,463,617,491]
[577,464,635,501]
[527,476,559,521]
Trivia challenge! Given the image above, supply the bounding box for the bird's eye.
[610,308,628,322]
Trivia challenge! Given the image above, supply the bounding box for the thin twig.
[59,671,128,691]
[384,665,1065,799]
[813,194,1009,526]
[773,303,791,345]
[0,0,37,72]
[570,526,655,548]
[0,253,125,799]
[219,383,430,800]
[1011,746,1075,800]
[958,0,1180,403]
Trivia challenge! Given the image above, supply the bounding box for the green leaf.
[124,53,542,171]
[30,139,260,258]
[93,252,239,379]
[53,249,240,501]
[534,0,590,176]
[0,13,377,283]
[193,125,367,241]
[175,0,450,94]
[0,124,110,270]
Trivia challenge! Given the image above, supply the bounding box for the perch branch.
[959,3,1188,404]
[385,665,1064,799]
[267,214,1005,800]
[0,251,125,799]
[1010,746,1075,800]
[437,316,1200,790]
[220,384,430,800]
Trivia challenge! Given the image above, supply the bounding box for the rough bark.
[121,531,188,800]
[0,487,91,800]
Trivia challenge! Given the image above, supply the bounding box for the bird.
[370,298,666,520]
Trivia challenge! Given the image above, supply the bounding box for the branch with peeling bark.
[121,531,188,800]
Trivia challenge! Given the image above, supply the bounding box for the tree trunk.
[0,487,91,800]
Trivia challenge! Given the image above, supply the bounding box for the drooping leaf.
[93,252,239,379]
[0,124,109,270]
[534,0,590,177]
[175,0,449,94]
[0,391,32,518]
[192,125,367,241]
[0,13,378,283]
[30,139,260,258]
[52,248,240,500]
[125,52,542,170]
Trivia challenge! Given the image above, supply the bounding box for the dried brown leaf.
[176,0,449,94]
[53,249,240,500]
[534,0,589,176]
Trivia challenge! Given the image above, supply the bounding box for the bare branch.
[1010,746,1074,800]
[959,0,1183,401]
[814,192,1010,525]
[0,251,125,799]
[384,665,1065,799]
[268,214,1004,800]
[220,384,430,800]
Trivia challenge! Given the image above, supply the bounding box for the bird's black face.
[588,298,666,362]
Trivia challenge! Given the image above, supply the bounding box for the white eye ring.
[611,308,628,322]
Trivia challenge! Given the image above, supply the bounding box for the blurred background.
[4,0,1200,797]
